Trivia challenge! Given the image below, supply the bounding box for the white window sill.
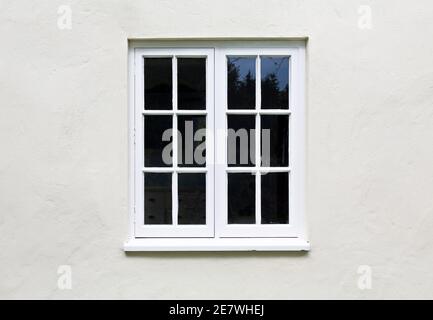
[123,238,310,252]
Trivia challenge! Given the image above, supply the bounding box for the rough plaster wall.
[1,0,433,299]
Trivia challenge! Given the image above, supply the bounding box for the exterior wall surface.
[1,0,433,299]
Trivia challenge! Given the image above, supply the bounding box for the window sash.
[215,47,303,238]
[134,48,215,238]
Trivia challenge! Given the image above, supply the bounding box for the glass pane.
[227,115,255,167]
[144,173,172,224]
[178,173,206,225]
[178,58,206,110]
[144,58,172,110]
[144,115,172,167]
[178,115,206,167]
[261,115,288,167]
[261,56,289,109]
[228,173,255,224]
[261,172,288,224]
[227,56,256,109]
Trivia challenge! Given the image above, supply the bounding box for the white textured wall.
[1,0,433,299]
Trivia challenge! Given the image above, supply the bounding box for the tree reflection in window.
[261,56,289,109]
[227,57,256,109]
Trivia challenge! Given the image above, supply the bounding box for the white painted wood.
[225,109,291,115]
[225,167,290,173]
[142,110,208,115]
[216,46,302,238]
[255,55,261,225]
[134,49,145,230]
[127,44,136,241]
[142,167,208,173]
[172,56,178,226]
[124,238,310,251]
[214,45,226,240]
[291,45,308,239]
[134,47,215,238]
[206,49,216,239]
[128,41,307,249]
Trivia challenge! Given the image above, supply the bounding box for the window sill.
[123,238,310,252]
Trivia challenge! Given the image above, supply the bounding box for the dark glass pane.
[227,57,255,109]
[144,173,172,224]
[228,173,255,224]
[261,172,288,224]
[178,115,206,167]
[261,115,288,167]
[178,173,206,225]
[178,58,206,110]
[144,58,172,110]
[144,115,172,167]
[261,56,289,109]
[227,115,255,167]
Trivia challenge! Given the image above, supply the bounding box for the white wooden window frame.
[135,48,215,238]
[125,40,309,251]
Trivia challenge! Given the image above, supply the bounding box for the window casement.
[125,41,309,251]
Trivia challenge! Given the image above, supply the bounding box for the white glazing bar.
[142,167,174,173]
[225,110,258,115]
[172,56,178,226]
[177,167,208,173]
[226,167,256,173]
[143,110,208,115]
[177,110,207,115]
[226,167,291,173]
[255,55,261,225]
[142,110,174,115]
[225,110,290,115]
[259,110,291,115]
[259,167,291,172]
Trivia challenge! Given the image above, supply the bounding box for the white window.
[125,41,308,251]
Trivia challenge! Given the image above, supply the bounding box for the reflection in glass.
[178,115,206,167]
[144,173,172,224]
[227,115,255,167]
[261,56,289,109]
[178,58,206,110]
[144,58,172,110]
[228,173,255,224]
[261,115,288,167]
[178,173,206,224]
[261,172,288,224]
[144,115,172,167]
[227,57,256,109]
